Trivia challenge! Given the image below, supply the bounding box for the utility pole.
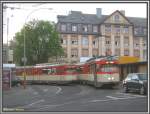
[6,17,9,63]
[3,5,21,63]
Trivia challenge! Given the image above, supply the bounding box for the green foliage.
[13,20,64,65]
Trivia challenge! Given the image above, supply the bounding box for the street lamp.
[23,7,52,89]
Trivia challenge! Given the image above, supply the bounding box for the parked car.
[11,77,22,87]
[122,73,147,95]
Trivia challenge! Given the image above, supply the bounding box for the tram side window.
[51,68,56,74]
[48,69,52,74]
[89,64,96,73]
[66,68,76,74]
[42,69,48,74]
[42,68,56,75]
[100,65,118,72]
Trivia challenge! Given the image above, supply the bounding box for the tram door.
[91,63,97,87]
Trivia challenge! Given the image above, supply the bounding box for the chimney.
[96,8,102,18]
[120,10,125,15]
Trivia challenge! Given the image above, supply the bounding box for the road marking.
[56,87,62,94]
[37,101,75,110]
[106,96,121,100]
[90,99,110,102]
[90,97,140,103]
[116,92,146,97]
[17,99,45,109]
[89,94,146,103]
[27,99,45,107]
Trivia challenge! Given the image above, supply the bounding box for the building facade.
[57,8,147,63]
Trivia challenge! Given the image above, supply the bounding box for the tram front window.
[100,65,118,73]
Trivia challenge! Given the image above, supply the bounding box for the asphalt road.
[2,84,148,112]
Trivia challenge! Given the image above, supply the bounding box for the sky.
[3,3,147,44]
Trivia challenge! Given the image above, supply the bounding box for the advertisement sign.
[3,69,11,90]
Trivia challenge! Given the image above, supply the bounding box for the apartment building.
[57,8,147,63]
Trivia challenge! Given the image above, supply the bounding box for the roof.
[3,64,16,68]
[57,11,107,24]
[57,10,146,27]
[128,17,147,27]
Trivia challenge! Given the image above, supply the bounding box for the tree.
[13,20,64,66]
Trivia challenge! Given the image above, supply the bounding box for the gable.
[103,11,132,25]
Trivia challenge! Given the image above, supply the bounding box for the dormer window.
[93,25,98,32]
[72,25,77,32]
[82,25,88,32]
[114,15,120,22]
[61,24,66,31]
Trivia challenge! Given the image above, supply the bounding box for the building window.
[82,49,89,57]
[114,26,120,33]
[72,25,77,32]
[82,25,88,32]
[105,37,111,45]
[61,24,66,31]
[93,25,98,32]
[134,27,143,35]
[71,40,78,45]
[71,35,78,45]
[134,50,140,57]
[61,34,67,45]
[106,41,110,44]
[61,39,67,45]
[82,36,88,45]
[71,49,78,58]
[93,40,96,45]
[124,50,129,56]
[115,41,119,46]
[114,15,120,22]
[105,25,111,32]
[134,28,138,35]
[123,27,129,33]
[124,37,129,47]
[92,37,98,48]
[134,43,139,48]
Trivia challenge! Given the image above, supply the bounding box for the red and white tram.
[16,64,79,84]
[77,56,120,88]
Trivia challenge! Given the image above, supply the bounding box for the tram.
[16,64,78,84]
[77,56,120,88]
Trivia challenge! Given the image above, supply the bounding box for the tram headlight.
[112,77,114,80]
[110,61,114,64]
[108,77,111,80]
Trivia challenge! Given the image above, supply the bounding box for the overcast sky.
[3,3,147,44]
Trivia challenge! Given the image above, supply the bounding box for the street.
[3,84,148,112]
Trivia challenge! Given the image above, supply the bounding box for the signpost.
[22,57,27,89]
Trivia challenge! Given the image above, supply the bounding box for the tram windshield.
[100,64,118,73]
